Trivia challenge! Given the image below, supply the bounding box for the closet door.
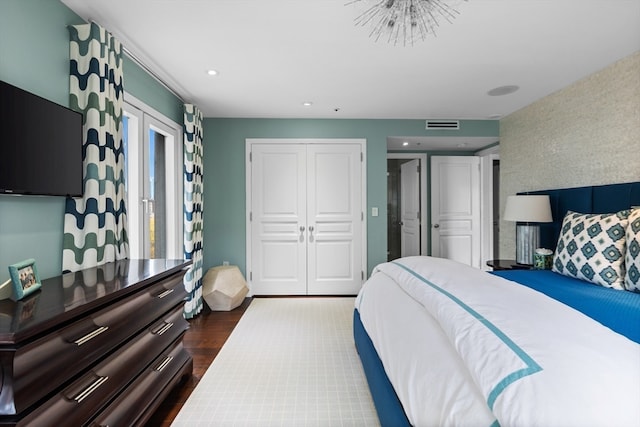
[250,144,307,294]
[249,141,364,296]
[307,144,363,295]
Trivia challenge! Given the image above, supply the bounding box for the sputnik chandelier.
[348,0,467,46]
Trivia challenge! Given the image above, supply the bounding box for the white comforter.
[356,256,640,427]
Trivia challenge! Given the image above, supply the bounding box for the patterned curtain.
[63,22,128,272]
[183,104,204,318]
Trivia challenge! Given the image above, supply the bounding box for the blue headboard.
[522,182,640,250]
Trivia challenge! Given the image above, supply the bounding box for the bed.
[354,182,640,427]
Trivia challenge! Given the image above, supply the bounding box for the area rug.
[171,297,380,427]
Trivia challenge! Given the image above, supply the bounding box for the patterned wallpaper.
[499,52,640,258]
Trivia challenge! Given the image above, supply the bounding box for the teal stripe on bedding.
[392,261,542,411]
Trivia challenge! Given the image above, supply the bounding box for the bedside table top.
[486,259,531,271]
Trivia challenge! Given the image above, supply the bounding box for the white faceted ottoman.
[202,265,249,311]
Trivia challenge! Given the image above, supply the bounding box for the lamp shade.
[504,195,552,223]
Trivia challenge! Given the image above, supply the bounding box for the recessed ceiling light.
[402,141,409,146]
[487,85,519,96]
[457,143,468,148]
[303,102,313,107]
[207,69,218,76]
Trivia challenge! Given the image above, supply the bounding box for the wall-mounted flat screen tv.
[0,80,83,197]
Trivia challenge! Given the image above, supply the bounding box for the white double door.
[248,140,365,295]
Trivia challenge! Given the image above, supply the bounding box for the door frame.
[476,145,500,270]
[387,153,428,256]
[245,138,368,296]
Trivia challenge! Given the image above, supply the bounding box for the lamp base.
[515,224,540,265]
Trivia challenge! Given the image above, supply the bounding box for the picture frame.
[8,259,42,300]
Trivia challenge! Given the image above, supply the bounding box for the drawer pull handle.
[155,356,174,372]
[157,289,174,299]
[156,322,174,336]
[74,376,109,403]
[74,326,109,346]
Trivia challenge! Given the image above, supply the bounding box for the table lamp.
[504,195,553,265]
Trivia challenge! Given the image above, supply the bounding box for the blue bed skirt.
[353,309,411,427]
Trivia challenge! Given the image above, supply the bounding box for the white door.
[431,156,481,268]
[250,144,307,294]
[249,141,364,295]
[307,144,362,294]
[400,159,421,257]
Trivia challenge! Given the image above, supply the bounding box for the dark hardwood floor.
[145,298,252,427]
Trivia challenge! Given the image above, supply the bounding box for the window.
[123,94,183,259]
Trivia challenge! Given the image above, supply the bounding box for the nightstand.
[486,259,532,271]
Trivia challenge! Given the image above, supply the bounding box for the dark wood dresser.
[0,259,193,426]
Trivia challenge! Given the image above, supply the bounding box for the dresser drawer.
[89,340,192,427]
[17,305,189,426]
[7,271,187,415]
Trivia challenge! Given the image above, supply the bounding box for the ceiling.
[60,0,640,150]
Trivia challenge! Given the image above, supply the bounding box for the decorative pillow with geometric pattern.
[625,208,640,292]
[552,210,629,290]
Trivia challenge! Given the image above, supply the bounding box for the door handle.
[308,226,314,235]
[433,224,440,228]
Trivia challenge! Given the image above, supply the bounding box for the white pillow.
[552,210,629,290]
[625,208,640,292]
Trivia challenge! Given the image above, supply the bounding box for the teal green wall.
[202,119,498,276]
[0,0,182,279]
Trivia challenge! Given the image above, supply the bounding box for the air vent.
[426,120,459,130]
